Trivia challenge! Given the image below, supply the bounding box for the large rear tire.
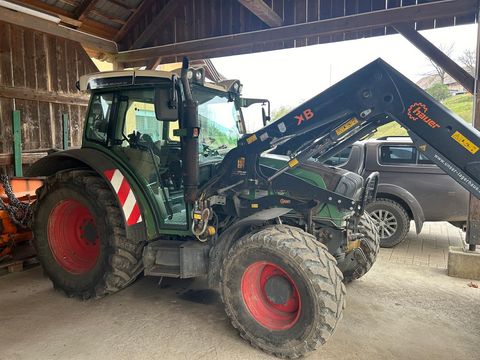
[341,213,380,283]
[33,170,144,299]
[220,225,345,358]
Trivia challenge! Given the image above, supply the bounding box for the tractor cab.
[78,68,244,231]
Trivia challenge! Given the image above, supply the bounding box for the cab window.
[121,89,162,145]
[85,93,113,143]
[193,85,240,162]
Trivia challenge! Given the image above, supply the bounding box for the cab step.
[143,240,209,278]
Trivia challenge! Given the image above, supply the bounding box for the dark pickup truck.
[325,137,469,247]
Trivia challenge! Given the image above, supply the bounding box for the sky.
[211,24,477,114]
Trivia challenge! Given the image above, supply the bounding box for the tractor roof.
[78,68,240,94]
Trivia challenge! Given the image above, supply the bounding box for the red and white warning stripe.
[104,169,142,226]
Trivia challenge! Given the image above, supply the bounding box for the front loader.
[28,58,480,358]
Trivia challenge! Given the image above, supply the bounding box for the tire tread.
[342,213,380,283]
[34,170,143,299]
[220,224,346,359]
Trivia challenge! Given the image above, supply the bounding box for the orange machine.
[0,177,43,259]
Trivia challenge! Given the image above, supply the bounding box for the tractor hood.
[259,153,364,200]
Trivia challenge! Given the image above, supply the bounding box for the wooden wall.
[0,20,97,174]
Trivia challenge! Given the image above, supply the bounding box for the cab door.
[85,87,188,233]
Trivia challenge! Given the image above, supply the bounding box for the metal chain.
[0,175,33,227]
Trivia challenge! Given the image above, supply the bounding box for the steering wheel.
[127,130,142,148]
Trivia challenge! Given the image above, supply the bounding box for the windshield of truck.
[192,85,240,161]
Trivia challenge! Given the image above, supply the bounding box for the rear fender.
[376,183,424,234]
[27,149,149,242]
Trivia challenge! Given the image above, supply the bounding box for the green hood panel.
[259,155,354,227]
[260,156,327,189]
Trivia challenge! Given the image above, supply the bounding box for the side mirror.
[154,81,178,121]
[241,98,270,126]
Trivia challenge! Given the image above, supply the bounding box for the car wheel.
[365,198,410,248]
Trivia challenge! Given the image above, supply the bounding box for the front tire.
[341,213,380,283]
[33,170,144,299]
[220,225,345,358]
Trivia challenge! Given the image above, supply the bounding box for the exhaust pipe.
[180,57,199,204]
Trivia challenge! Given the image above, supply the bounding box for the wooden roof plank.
[238,0,283,27]
[75,0,99,21]
[89,9,126,25]
[107,0,136,12]
[116,0,477,63]
[129,0,187,49]
[114,0,156,42]
[7,0,82,27]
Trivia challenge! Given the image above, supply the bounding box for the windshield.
[192,85,240,161]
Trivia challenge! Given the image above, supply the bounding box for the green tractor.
[29,59,380,358]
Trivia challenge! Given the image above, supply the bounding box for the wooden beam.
[0,7,117,54]
[146,57,162,70]
[79,19,119,39]
[11,0,120,35]
[0,85,90,106]
[238,0,283,27]
[75,0,98,21]
[116,0,477,63]
[130,0,186,49]
[114,0,155,42]
[393,22,475,94]
[7,0,82,27]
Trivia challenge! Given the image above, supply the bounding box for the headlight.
[195,71,202,81]
[187,70,193,79]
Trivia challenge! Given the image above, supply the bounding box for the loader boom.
[204,58,480,206]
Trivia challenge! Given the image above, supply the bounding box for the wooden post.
[466,4,480,251]
[12,110,22,177]
[62,113,69,150]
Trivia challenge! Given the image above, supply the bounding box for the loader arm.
[203,58,480,209]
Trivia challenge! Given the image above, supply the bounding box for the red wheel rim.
[47,199,100,274]
[241,261,301,331]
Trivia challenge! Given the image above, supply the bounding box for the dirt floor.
[1,222,479,360]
